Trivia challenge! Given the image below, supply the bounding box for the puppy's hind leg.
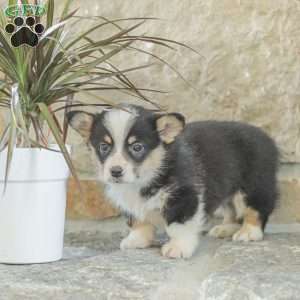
[233,180,277,242]
[232,207,264,242]
[209,201,241,239]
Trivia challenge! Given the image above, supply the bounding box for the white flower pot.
[0,146,70,264]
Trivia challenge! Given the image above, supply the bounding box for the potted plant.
[0,0,194,264]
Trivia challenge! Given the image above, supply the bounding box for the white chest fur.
[105,183,167,225]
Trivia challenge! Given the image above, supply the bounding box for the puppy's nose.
[110,166,123,178]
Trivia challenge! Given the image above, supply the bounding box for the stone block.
[1,219,300,299]
[271,179,300,223]
[67,178,120,220]
[67,0,300,163]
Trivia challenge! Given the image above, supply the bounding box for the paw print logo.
[5,16,44,47]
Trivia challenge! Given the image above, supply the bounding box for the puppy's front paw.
[161,239,196,259]
[208,224,241,239]
[120,231,152,250]
[232,224,263,242]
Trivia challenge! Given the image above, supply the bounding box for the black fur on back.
[144,120,279,228]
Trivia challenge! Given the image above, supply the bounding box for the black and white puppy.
[67,104,279,259]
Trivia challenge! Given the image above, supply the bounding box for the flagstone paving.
[1,219,300,300]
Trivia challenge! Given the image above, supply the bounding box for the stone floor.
[1,218,300,300]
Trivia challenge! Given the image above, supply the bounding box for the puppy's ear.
[155,113,185,144]
[67,111,94,139]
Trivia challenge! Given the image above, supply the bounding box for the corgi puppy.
[67,104,279,259]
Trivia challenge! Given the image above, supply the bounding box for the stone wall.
[65,0,300,220]
[1,0,300,220]
[67,0,300,167]
[1,0,299,166]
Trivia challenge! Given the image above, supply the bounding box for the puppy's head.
[67,105,185,185]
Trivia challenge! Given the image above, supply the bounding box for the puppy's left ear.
[155,113,185,144]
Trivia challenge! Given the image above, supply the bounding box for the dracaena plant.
[0,0,195,186]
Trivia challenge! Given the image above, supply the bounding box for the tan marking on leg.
[244,207,261,226]
[233,207,263,242]
[120,220,155,250]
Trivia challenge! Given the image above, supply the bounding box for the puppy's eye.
[99,142,111,154]
[131,142,144,153]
